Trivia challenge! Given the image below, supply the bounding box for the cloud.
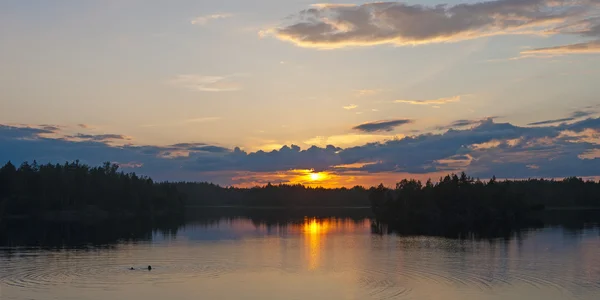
[528,117,577,126]
[0,125,56,139]
[78,124,90,129]
[65,133,130,142]
[304,133,399,147]
[40,125,61,132]
[3,116,600,185]
[520,13,600,55]
[352,119,413,132]
[522,40,600,54]
[169,75,240,92]
[343,104,358,110]
[184,117,221,123]
[354,89,381,97]
[436,117,499,130]
[528,110,596,126]
[310,3,357,9]
[579,149,600,159]
[191,13,233,25]
[268,0,590,49]
[395,95,462,106]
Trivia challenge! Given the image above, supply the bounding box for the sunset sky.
[1,0,600,187]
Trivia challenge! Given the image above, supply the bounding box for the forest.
[369,173,600,237]
[0,161,185,220]
[2,161,600,225]
[176,182,371,207]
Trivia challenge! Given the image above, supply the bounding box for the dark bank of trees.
[0,161,185,220]
[369,173,600,237]
[176,182,371,207]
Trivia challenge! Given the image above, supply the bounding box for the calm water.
[1,210,599,300]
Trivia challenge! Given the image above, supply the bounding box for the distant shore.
[544,206,600,211]
[185,205,372,209]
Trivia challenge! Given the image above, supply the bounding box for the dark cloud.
[271,0,589,49]
[0,125,55,139]
[193,145,231,153]
[528,110,596,126]
[2,118,600,184]
[171,143,207,148]
[185,145,343,173]
[436,117,499,130]
[528,117,576,126]
[40,125,61,132]
[572,110,595,118]
[352,119,413,133]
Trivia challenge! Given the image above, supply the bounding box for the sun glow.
[309,172,322,181]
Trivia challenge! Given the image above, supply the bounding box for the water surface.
[1,210,599,300]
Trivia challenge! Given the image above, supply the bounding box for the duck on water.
[129,266,152,271]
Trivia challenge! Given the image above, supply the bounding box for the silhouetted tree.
[0,161,185,219]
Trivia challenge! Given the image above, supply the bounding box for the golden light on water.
[304,218,330,235]
[303,218,329,270]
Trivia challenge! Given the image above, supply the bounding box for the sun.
[309,172,321,181]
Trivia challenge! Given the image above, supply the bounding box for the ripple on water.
[0,251,237,290]
[355,268,412,299]
[350,256,600,300]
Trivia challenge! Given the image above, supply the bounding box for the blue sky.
[1,0,600,186]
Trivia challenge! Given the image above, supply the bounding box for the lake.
[1,209,599,300]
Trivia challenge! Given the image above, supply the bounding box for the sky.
[1,0,600,187]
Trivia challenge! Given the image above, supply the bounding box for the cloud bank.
[2,115,600,185]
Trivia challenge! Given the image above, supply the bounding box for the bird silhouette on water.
[128,266,151,271]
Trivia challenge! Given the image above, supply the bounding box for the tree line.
[2,160,600,225]
[369,173,600,237]
[0,161,185,219]
[176,182,372,207]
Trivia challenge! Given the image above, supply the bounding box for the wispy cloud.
[522,40,600,55]
[436,117,500,130]
[395,95,461,106]
[354,89,381,97]
[528,110,596,126]
[266,0,595,49]
[310,3,357,9]
[343,104,358,110]
[169,75,241,92]
[191,13,233,25]
[65,133,131,142]
[352,119,413,133]
[184,117,221,123]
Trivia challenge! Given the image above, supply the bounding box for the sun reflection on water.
[303,218,328,270]
[300,218,369,271]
